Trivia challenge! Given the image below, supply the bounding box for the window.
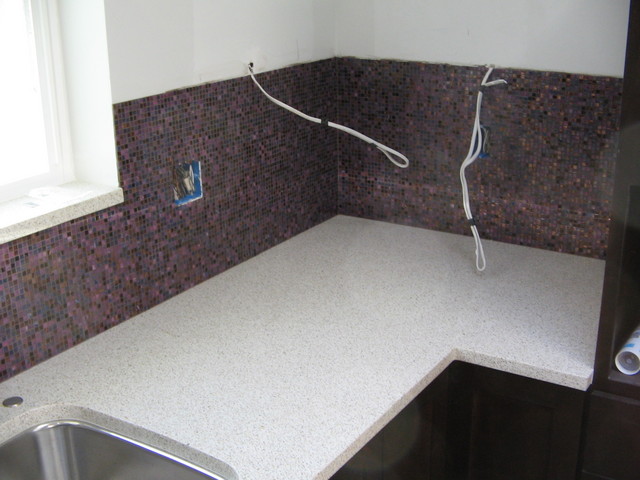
[0,0,72,203]
[0,0,123,243]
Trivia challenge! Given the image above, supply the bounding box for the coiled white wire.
[460,67,507,272]
[247,64,409,169]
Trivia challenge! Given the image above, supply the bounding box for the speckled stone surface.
[0,61,338,381]
[0,183,123,243]
[1,59,619,383]
[0,216,604,480]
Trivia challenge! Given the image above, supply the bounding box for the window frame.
[0,0,123,244]
[0,0,74,204]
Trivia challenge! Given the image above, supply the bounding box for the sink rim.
[2,419,228,480]
[0,405,238,480]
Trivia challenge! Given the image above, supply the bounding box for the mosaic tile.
[0,60,337,381]
[0,57,622,382]
[336,59,622,259]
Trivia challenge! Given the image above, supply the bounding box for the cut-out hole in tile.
[173,161,203,206]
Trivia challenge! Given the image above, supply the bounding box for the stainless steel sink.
[0,420,228,480]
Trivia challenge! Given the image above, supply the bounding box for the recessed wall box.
[173,161,203,205]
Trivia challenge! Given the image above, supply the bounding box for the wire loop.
[459,66,507,272]
[248,64,409,169]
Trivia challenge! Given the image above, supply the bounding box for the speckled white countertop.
[0,215,605,480]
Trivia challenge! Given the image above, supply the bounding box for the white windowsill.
[0,181,124,244]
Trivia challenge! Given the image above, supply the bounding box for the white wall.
[105,0,335,103]
[59,0,119,187]
[334,0,630,78]
[105,0,630,103]
[193,0,335,84]
[104,0,194,104]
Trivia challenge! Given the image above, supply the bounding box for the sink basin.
[0,420,228,480]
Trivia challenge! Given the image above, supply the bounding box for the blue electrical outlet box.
[173,161,203,206]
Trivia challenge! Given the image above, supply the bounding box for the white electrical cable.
[247,64,409,169]
[459,66,507,272]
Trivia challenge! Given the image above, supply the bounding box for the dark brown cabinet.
[582,392,640,480]
[449,364,585,480]
[591,0,640,398]
[383,369,448,480]
[331,362,585,480]
[581,2,640,479]
[330,430,383,480]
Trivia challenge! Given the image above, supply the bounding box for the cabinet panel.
[383,369,448,480]
[450,363,585,480]
[581,474,612,480]
[331,430,384,480]
[470,366,584,480]
[331,363,584,480]
[593,0,640,399]
[468,386,554,479]
[582,391,640,480]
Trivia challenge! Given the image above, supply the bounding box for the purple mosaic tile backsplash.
[0,58,623,382]
[336,58,622,257]
[0,60,338,381]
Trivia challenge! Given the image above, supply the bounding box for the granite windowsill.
[0,182,124,244]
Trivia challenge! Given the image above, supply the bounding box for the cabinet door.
[464,365,585,480]
[331,430,384,480]
[382,369,448,480]
[582,391,640,480]
[331,363,584,480]
[592,0,640,399]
